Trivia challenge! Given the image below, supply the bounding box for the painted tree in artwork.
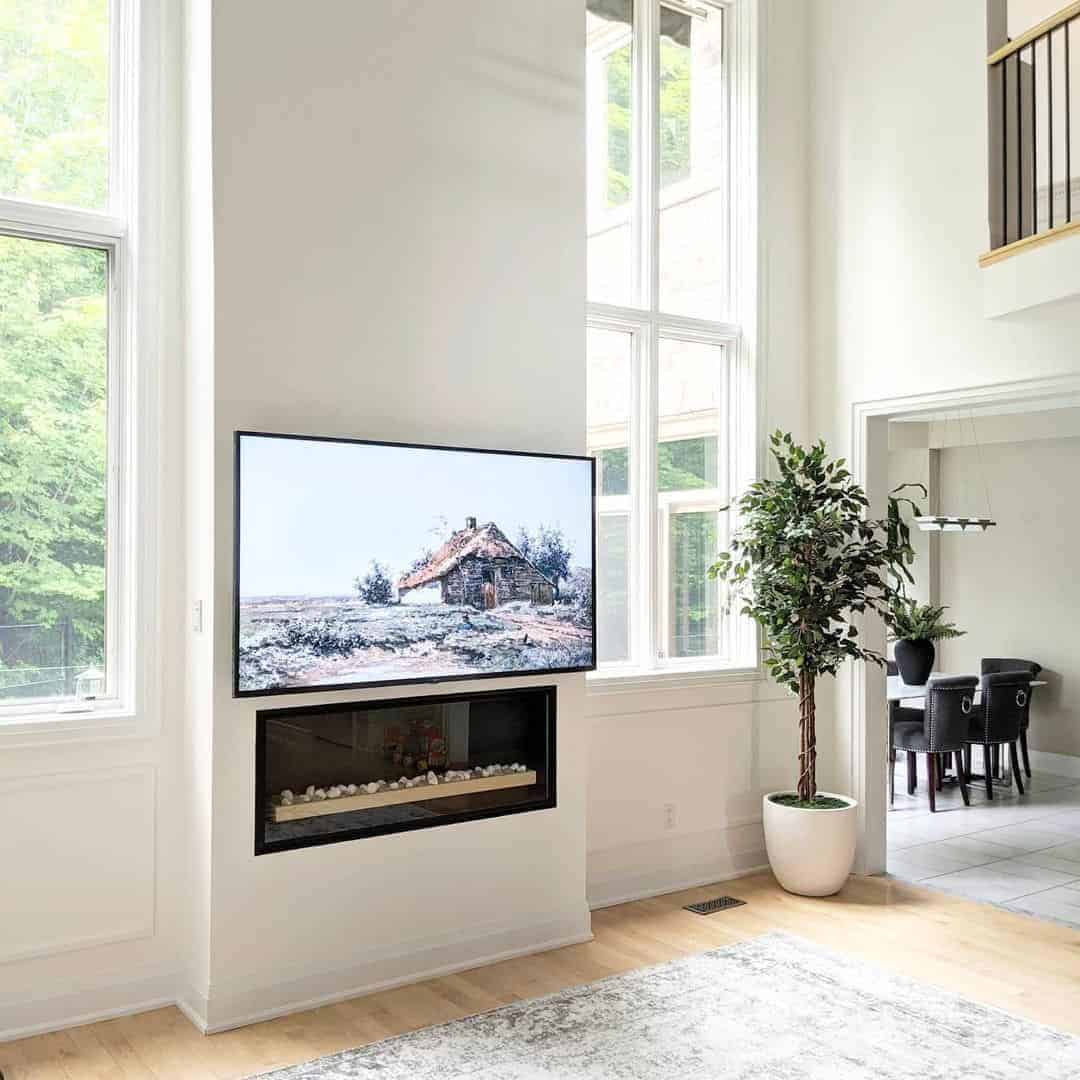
[518,526,573,599]
[709,432,919,803]
[354,562,394,606]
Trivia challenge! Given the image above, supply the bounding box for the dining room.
[883,402,1080,928]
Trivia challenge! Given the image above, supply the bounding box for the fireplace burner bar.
[273,768,538,821]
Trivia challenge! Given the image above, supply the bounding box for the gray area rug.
[254,932,1080,1078]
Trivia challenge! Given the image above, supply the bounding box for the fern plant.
[887,596,965,643]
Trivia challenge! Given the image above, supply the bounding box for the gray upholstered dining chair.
[980,658,1041,779]
[888,659,925,796]
[965,670,1031,799]
[890,675,975,812]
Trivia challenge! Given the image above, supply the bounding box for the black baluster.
[1049,32,1054,231]
[1067,20,1073,223]
[1031,42,1038,236]
[1002,59,1009,244]
[1017,50,1023,240]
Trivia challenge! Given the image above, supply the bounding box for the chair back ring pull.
[961,695,973,715]
[1016,689,1028,707]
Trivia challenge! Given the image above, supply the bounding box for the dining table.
[887,673,1048,703]
[886,673,1048,790]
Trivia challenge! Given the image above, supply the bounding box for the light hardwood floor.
[5,871,1080,1078]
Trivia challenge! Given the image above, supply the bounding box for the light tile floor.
[886,756,1080,928]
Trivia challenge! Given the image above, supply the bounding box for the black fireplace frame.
[254,684,557,855]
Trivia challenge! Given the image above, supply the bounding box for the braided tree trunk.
[797,670,817,802]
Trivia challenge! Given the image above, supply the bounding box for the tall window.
[587,0,753,677]
[0,0,132,712]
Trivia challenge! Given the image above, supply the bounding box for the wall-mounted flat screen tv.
[234,431,596,697]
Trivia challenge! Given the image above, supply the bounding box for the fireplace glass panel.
[256,686,555,853]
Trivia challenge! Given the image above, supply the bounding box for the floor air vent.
[683,895,745,915]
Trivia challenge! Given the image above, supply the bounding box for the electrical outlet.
[663,802,677,830]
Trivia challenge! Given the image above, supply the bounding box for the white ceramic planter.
[762,791,858,897]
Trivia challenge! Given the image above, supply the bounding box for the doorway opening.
[852,376,1080,929]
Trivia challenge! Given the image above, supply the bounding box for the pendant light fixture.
[914,515,996,532]
[914,410,996,533]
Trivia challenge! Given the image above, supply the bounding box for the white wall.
[1008,0,1069,36]
[0,0,187,1041]
[887,440,936,607]
[180,0,215,1017]
[810,0,1080,431]
[809,0,1080,797]
[198,0,592,1031]
[586,681,798,906]
[937,437,1080,758]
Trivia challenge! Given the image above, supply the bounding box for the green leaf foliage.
[0,0,109,210]
[0,2,110,693]
[709,431,920,695]
[0,235,107,678]
[886,596,965,643]
[601,27,691,206]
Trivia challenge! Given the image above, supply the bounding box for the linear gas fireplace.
[255,685,556,854]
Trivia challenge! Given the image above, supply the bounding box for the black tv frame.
[233,430,597,699]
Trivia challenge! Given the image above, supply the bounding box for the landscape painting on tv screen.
[235,432,596,695]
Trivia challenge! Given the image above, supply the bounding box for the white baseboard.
[174,985,210,1035]
[1028,749,1080,780]
[195,911,593,1034]
[588,860,769,910]
[2,914,594,1041]
[0,971,177,1044]
[587,823,768,910]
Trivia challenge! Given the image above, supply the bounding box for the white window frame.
[587,0,760,691]
[0,0,164,738]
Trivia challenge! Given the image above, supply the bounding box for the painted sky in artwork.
[239,434,593,597]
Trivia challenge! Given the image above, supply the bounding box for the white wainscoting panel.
[0,765,155,963]
[586,689,796,908]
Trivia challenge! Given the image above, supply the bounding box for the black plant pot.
[894,638,935,685]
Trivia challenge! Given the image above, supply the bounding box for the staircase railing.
[982,3,1080,265]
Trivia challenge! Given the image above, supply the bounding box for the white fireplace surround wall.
[190,0,596,1033]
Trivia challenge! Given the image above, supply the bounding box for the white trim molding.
[0,764,157,965]
[849,372,1080,875]
[585,0,763,684]
[587,664,763,696]
[588,850,768,910]
[982,224,1080,318]
[190,913,593,1035]
[0,0,169,741]
[0,971,176,1045]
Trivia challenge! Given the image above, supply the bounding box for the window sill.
[586,664,764,696]
[0,703,145,746]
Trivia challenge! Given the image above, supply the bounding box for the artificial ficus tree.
[710,432,920,804]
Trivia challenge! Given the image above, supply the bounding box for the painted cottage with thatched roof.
[397,518,556,609]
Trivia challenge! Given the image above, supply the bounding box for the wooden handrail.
[978,217,1080,266]
[987,1,1080,66]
